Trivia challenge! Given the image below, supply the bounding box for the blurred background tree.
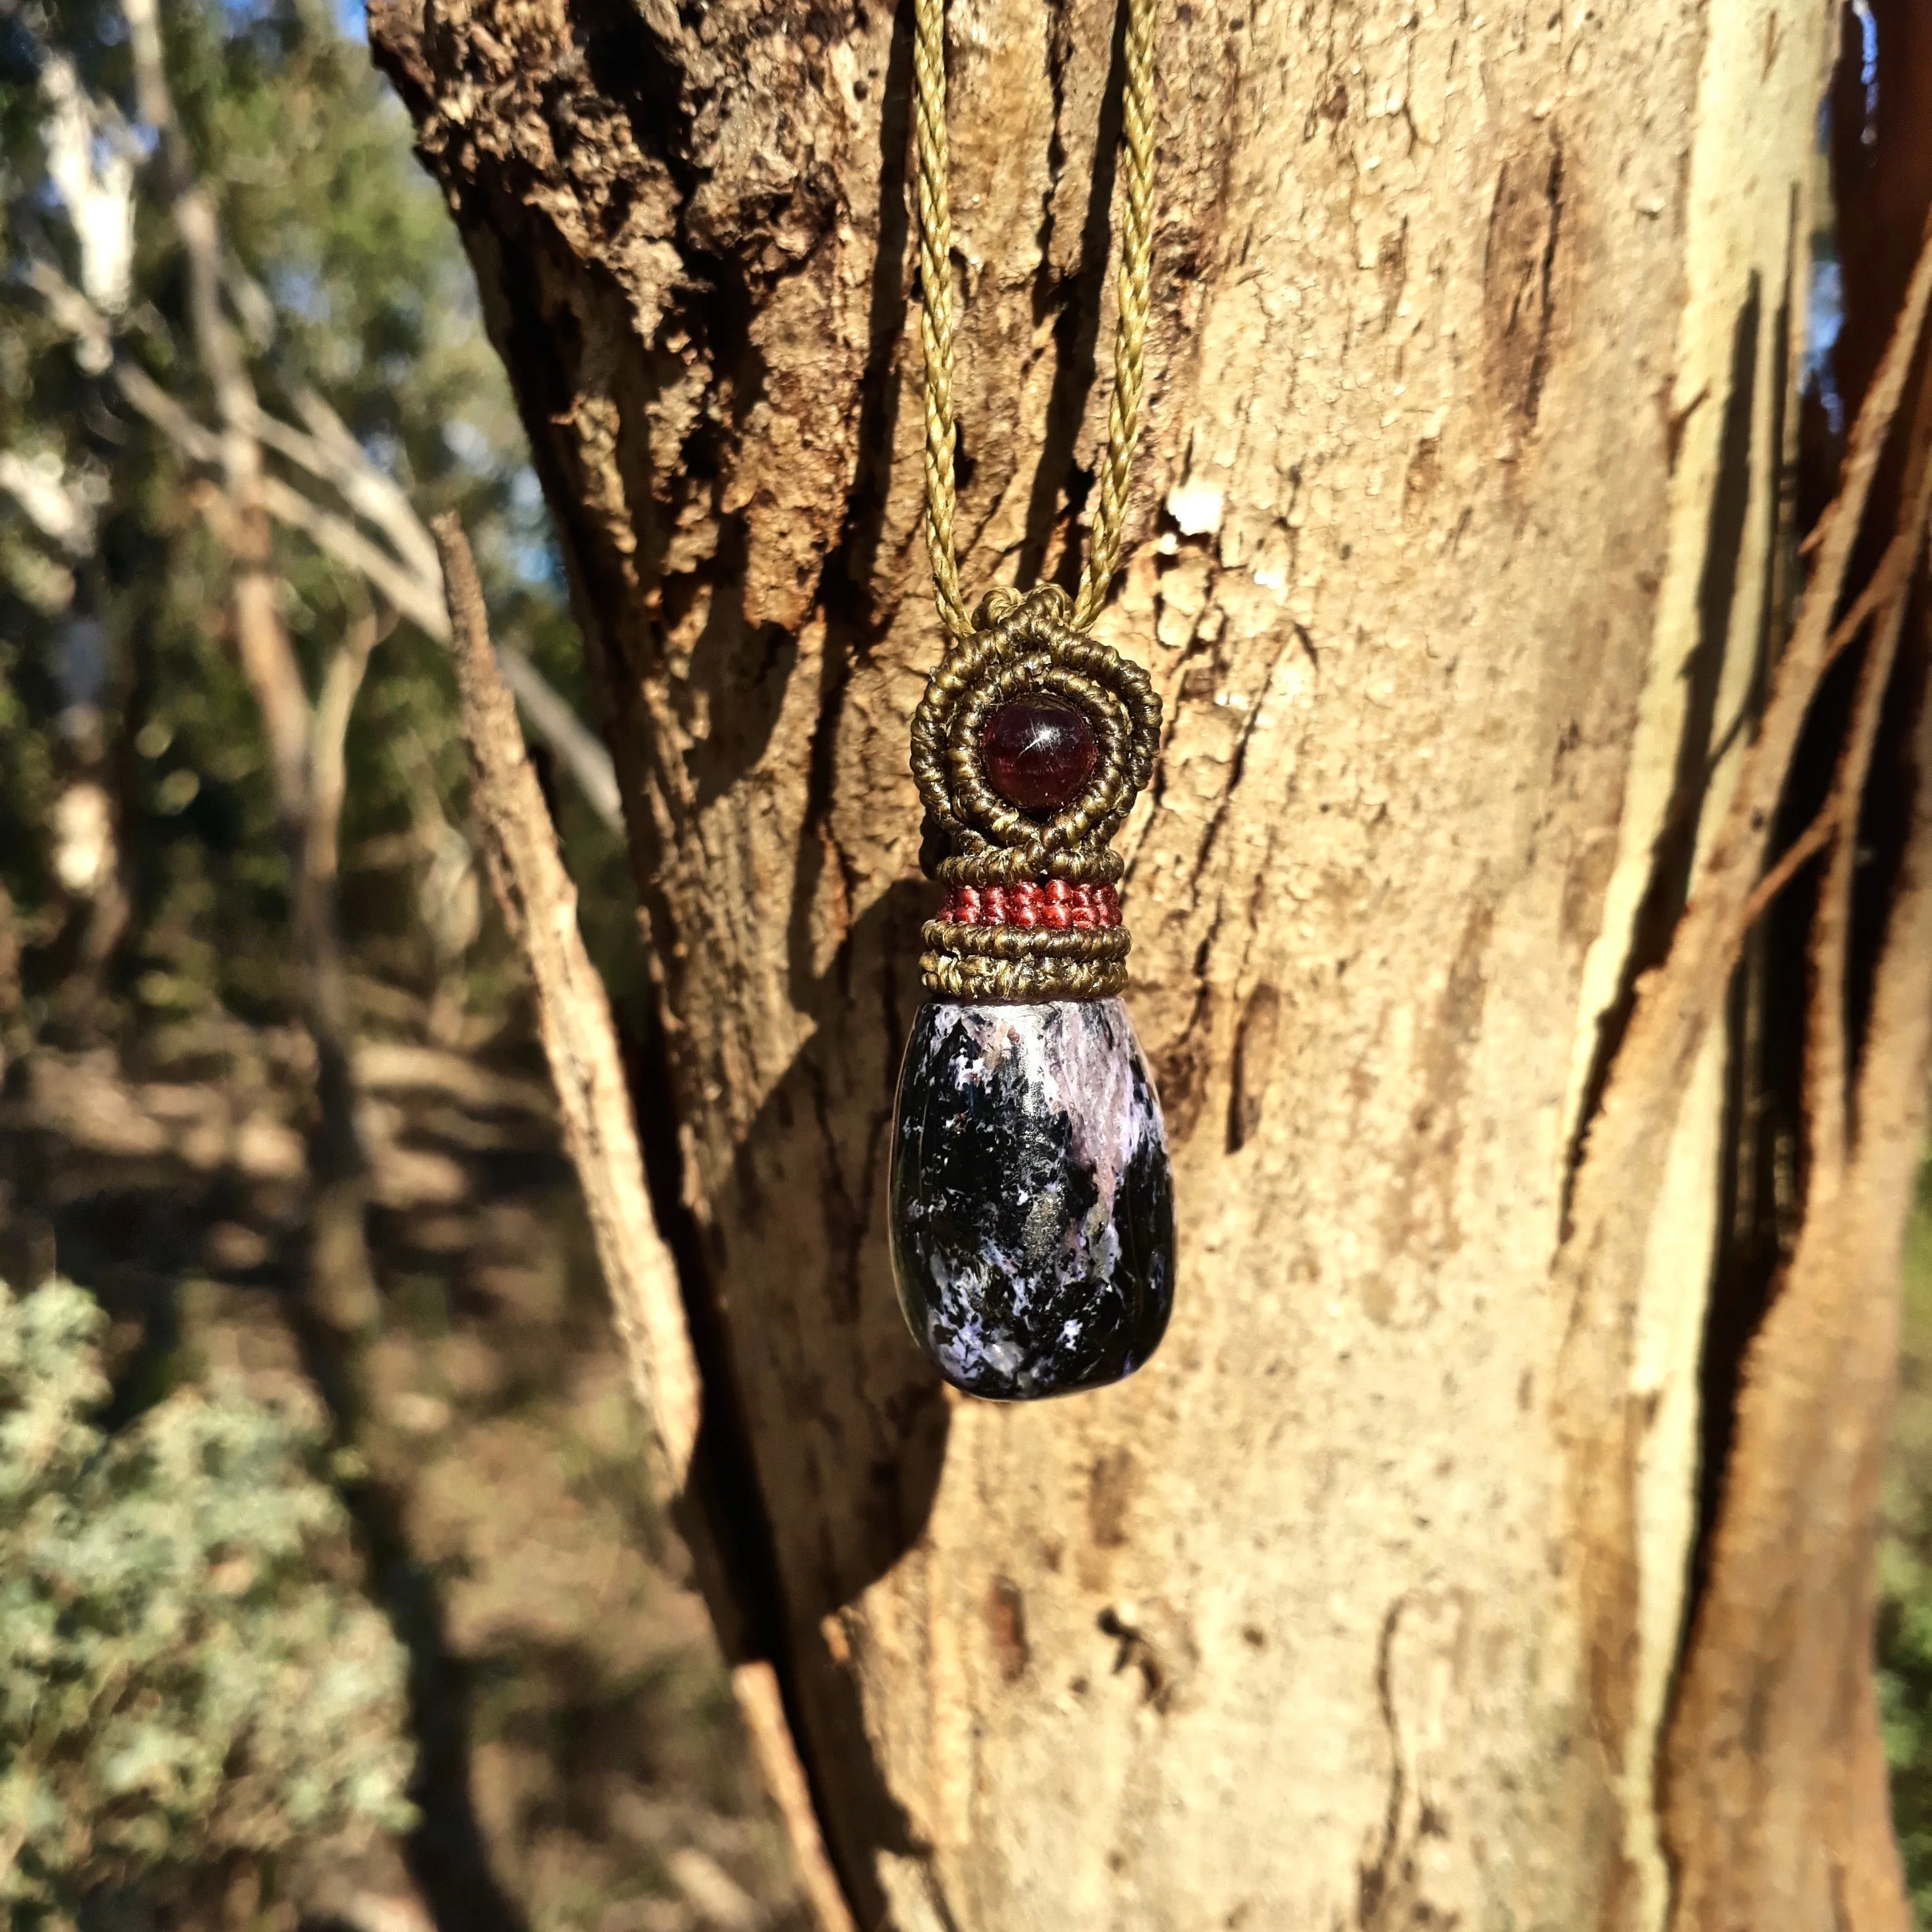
[0,0,634,1066]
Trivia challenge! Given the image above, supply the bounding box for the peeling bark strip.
[435,517,856,1932]
[1556,218,1932,1932]
[435,515,703,1493]
[369,2,1918,1926]
[1656,248,1932,1932]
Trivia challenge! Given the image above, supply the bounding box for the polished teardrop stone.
[980,696,1098,817]
[890,998,1174,1400]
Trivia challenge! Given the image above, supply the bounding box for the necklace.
[888,0,1174,1402]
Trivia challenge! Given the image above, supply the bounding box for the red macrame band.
[940,881,1123,930]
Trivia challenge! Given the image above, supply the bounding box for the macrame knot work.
[911,584,1161,1000]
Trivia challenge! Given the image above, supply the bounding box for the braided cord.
[912,0,972,639]
[1071,0,1157,628]
[911,0,1158,639]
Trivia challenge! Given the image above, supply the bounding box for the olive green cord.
[912,0,1158,636]
[908,0,1161,1000]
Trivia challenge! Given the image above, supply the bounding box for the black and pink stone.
[889,998,1175,1400]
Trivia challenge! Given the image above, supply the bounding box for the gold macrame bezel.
[911,586,1161,1000]
[907,0,1159,1000]
[910,586,1161,887]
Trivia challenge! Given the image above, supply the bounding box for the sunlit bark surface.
[370,1,1861,1923]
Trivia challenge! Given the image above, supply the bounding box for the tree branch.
[122,0,308,816]
[310,607,387,902]
[288,384,444,584]
[257,474,447,637]
[492,643,623,832]
[258,475,622,829]
[1735,493,1932,944]
[434,514,855,1932]
[433,515,700,1486]
[0,448,101,555]
[265,479,622,829]
[27,188,624,836]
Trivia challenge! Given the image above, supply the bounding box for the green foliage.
[0,1277,414,1923]
[1881,1167,1932,1925]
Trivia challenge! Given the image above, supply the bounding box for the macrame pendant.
[890,587,1174,1400]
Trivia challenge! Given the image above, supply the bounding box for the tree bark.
[367,0,1916,1926]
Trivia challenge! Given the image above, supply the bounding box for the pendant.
[889,585,1172,1400]
[891,997,1174,1400]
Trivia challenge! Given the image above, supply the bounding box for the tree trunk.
[368,0,1918,1925]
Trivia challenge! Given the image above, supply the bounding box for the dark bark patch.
[1482,129,1564,429]
[988,1576,1030,1682]
[1150,1019,1211,1147]
[1372,895,1494,1312]
[1226,982,1281,1154]
[1304,77,1348,140]
[1097,1601,1193,1712]
[1088,1443,1138,1548]
[1377,217,1409,331]
[1401,436,1440,526]
[1017,0,1131,592]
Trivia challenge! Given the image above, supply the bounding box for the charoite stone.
[890,998,1174,1400]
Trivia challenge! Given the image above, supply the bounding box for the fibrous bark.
[366,0,1925,1925]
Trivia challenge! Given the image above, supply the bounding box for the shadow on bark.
[1563,275,1774,1212]
[1016,0,1133,596]
[637,872,957,1928]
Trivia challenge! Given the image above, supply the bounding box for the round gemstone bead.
[980,695,1098,817]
